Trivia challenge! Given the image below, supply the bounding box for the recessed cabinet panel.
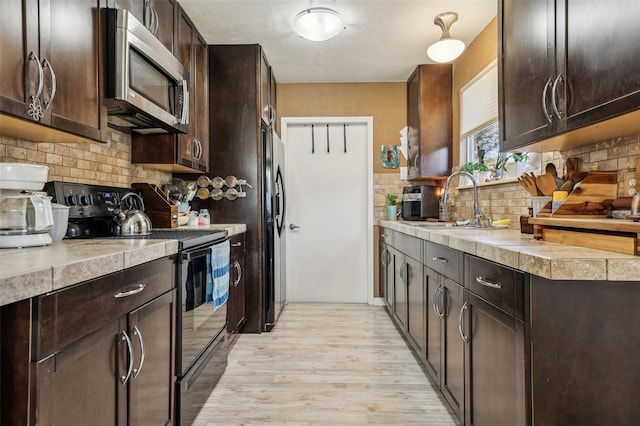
[559,0,640,131]
[498,0,554,150]
[0,0,107,142]
[407,64,452,180]
[499,0,640,151]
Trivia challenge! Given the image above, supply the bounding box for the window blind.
[460,62,498,138]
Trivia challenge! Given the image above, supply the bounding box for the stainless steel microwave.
[105,8,189,134]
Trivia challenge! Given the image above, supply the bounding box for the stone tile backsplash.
[0,129,171,188]
[450,133,639,227]
[2,127,637,227]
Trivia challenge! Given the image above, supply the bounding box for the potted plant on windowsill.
[461,161,490,183]
[385,194,400,220]
[507,152,530,177]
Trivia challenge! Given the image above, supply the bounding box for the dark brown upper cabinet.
[499,0,640,152]
[110,0,175,52]
[406,64,453,180]
[131,5,208,173]
[260,51,277,128]
[0,0,108,143]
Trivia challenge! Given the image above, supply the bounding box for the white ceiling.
[178,0,497,83]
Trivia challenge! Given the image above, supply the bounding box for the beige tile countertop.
[0,224,246,307]
[380,220,640,282]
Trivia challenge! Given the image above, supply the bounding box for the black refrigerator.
[263,125,287,331]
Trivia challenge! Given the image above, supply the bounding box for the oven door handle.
[181,239,230,262]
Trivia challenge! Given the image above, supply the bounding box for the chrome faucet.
[442,171,485,227]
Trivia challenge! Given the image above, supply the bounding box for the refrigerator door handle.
[275,166,286,236]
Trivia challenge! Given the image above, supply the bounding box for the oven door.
[177,242,229,376]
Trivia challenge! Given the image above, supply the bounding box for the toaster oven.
[401,185,440,220]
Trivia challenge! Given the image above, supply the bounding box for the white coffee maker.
[0,163,54,248]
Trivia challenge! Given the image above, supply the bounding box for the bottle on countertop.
[198,209,210,225]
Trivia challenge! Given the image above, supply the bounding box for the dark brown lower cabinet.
[1,257,176,426]
[406,255,425,355]
[228,233,246,335]
[530,277,640,425]
[393,249,408,329]
[424,267,442,385]
[36,318,126,425]
[463,291,528,426]
[441,277,465,421]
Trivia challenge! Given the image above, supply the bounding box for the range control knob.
[80,194,94,206]
[66,194,79,206]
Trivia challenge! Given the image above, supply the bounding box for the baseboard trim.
[372,297,385,306]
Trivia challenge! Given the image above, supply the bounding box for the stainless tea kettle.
[112,192,152,236]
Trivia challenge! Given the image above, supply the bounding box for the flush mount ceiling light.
[293,7,345,42]
[427,12,466,63]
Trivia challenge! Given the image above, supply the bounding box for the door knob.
[289,223,300,230]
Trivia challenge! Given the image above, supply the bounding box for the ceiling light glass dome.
[293,8,345,42]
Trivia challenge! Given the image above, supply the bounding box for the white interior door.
[283,117,372,304]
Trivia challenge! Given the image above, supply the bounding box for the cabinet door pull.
[432,256,448,263]
[151,5,159,35]
[436,286,445,320]
[380,248,390,265]
[541,78,553,123]
[132,326,145,378]
[42,58,57,110]
[233,260,242,286]
[27,51,44,119]
[433,286,444,319]
[179,79,189,125]
[458,302,469,343]
[551,73,564,119]
[475,276,502,289]
[399,263,408,283]
[120,331,134,385]
[114,283,146,298]
[231,242,242,247]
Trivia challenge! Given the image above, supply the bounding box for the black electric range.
[108,228,228,250]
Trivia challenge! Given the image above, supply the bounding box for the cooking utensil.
[186,181,197,202]
[536,173,556,196]
[517,176,538,196]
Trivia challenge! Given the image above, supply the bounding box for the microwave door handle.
[179,79,189,125]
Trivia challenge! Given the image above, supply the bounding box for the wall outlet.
[629,188,637,196]
[629,178,637,188]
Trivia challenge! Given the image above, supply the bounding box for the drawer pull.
[120,331,134,385]
[432,256,448,263]
[475,276,502,289]
[114,283,146,298]
[231,242,242,247]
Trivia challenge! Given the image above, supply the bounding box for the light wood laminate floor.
[192,303,459,425]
